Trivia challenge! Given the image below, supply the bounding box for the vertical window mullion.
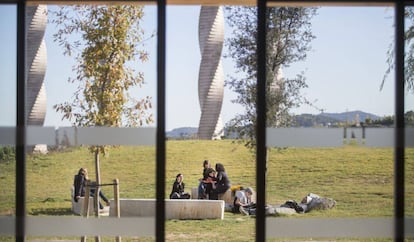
[394,1,405,241]
[16,1,27,242]
[156,0,166,241]
[256,0,267,241]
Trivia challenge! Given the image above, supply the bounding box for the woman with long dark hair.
[73,167,110,209]
[210,163,231,200]
[169,173,191,199]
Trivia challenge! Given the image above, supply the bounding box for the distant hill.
[319,110,381,122]
[166,127,198,139]
[292,113,339,127]
[167,111,383,137]
[294,110,381,127]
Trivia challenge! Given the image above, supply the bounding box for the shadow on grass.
[30,207,73,216]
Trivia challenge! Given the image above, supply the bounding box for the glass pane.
[25,4,157,240]
[265,6,396,240]
[165,5,255,240]
[0,4,16,242]
[0,4,16,128]
[405,6,414,225]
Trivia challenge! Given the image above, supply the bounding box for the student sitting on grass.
[233,187,256,215]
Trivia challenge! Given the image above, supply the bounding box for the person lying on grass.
[280,193,336,213]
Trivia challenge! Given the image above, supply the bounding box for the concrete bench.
[70,187,94,215]
[71,197,95,215]
[191,187,234,205]
[109,198,224,220]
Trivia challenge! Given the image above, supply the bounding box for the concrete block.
[70,187,94,215]
[191,187,234,205]
[110,198,155,217]
[191,187,199,199]
[166,199,224,220]
[109,198,225,220]
[71,197,95,215]
[218,189,233,205]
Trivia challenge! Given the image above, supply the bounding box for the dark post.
[362,126,366,140]
[16,1,26,242]
[394,2,405,242]
[114,179,121,242]
[81,180,91,242]
[156,0,166,241]
[256,0,267,241]
[343,127,347,139]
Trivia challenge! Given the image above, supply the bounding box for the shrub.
[0,146,15,163]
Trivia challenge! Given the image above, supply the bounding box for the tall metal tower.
[197,6,224,140]
[26,5,48,153]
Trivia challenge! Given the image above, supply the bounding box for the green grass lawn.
[0,140,413,241]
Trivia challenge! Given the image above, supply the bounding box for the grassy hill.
[293,110,382,127]
[0,140,413,241]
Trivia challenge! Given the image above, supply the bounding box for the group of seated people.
[169,160,231,200]
[74,165,333,217]
[168,160,336,217]
[169,159,257,216]
[197,160,231,200]
[73,162,256,216]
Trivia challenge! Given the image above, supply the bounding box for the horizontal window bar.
[364,128,393,147]
[72,127,156,146]
[0,126,156,146]
[0,217,155,237]
[0,127,15,145]
[0,217,13,235]
[266,128,344,147]
[26,126,56,145]
[267,128,414,147]
[1,127,410,147]
[406,127,414,147]
[1,217,412,237]
[267,217,414,238]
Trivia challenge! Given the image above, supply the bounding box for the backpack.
[281,200,304,213]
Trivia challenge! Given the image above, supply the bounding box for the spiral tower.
[26,5,48,153]
[197,6,224,140]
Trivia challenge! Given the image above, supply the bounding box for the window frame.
[2,0,409,241]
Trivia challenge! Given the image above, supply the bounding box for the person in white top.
[233,187,255,215]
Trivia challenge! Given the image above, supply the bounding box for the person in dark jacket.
[73,168,110,209]
[203,167,217,199]
[197,160,211,199]
[170,173,191,199]
[210,163,231,200]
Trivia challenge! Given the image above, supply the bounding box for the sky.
[1,4,413,131]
